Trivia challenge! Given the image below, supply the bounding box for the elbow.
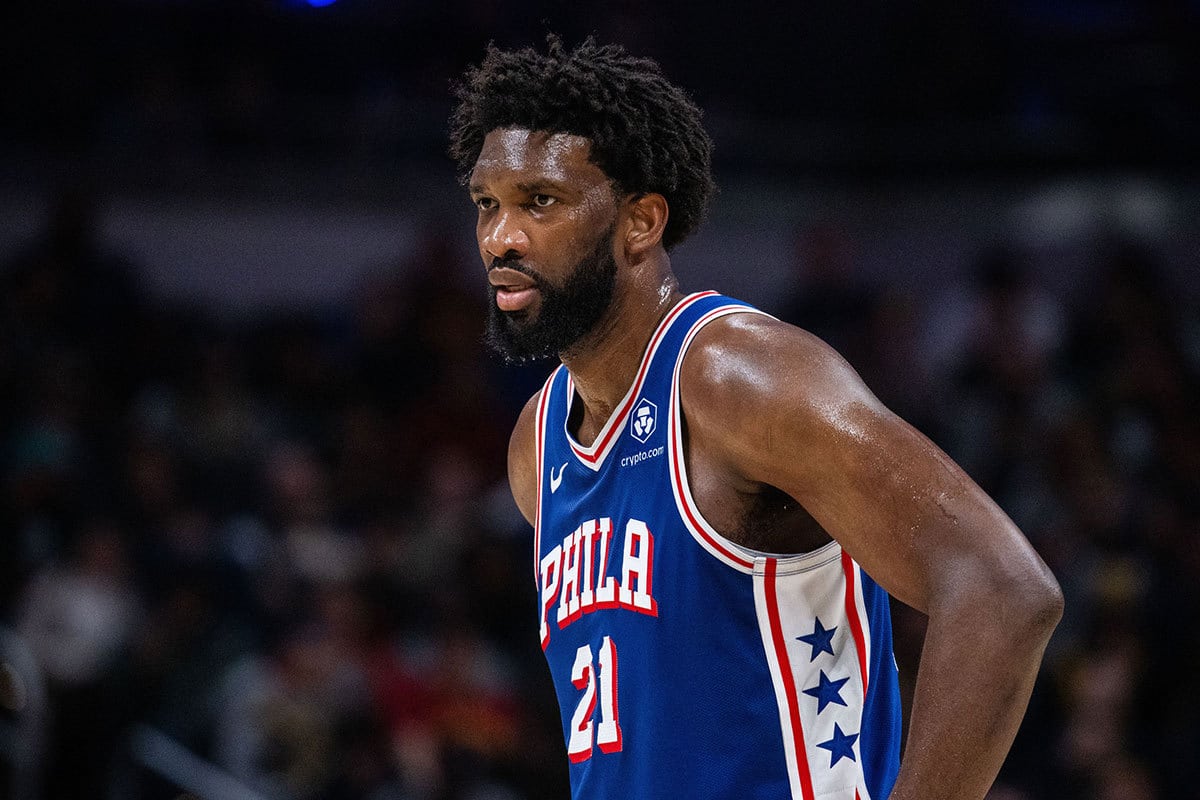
[937,557,1064,643]
[1037,569,1065,631]
[1022,569,1064,636]
[997,563,1064,642]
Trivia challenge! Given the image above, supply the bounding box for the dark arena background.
[2,2,1198,798]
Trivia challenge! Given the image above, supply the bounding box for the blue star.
[802,670,849,714]
[816,723,859,767]
[797,617,837,661]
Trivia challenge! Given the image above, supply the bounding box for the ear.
[622,192,669,257]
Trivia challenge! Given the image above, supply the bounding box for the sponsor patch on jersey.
[620,446,663,468]
[629,398,656,443]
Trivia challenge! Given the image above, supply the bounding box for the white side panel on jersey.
[754,555,875,800]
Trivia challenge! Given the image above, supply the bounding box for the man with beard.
[450,37,1062,800]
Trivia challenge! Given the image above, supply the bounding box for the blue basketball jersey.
[532,291,902,800]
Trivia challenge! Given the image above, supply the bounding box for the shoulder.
[507,387,544,526]
[681,311,882,425]
[678,311,889,480]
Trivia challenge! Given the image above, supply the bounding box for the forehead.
[470,128,609,189]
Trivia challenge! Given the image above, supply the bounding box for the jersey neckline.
[561,291,719,472]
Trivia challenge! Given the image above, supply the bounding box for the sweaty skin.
[478,127,1063,800]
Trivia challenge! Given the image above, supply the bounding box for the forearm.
[888,581,1062,800]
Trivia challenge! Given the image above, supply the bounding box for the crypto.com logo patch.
[629,398,657,443]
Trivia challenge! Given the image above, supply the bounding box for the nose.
[481,208,530,261]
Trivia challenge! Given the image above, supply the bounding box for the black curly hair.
[449,35,715,251]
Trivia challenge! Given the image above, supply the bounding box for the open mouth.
[494,285,538,311]
[488,267,540,312]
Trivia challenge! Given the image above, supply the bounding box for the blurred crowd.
[1,188,556,800]
[1,187,1197,800]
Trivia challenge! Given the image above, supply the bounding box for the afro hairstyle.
[449,35,715,251]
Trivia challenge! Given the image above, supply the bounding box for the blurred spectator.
[16,522,140,797]
[215,612,375,799]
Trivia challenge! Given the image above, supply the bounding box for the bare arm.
[682,314,1063,800]
[507,389,543,527]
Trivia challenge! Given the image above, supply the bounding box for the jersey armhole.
[532,365,564,583]
[666,307,842,575]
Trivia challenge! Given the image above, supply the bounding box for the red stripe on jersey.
[841,550,869,693]
[568,291,718,465]
[765,558,817,800]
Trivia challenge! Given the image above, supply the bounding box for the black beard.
[485,223,618,365]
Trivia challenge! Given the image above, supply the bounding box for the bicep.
[689,319,1036,613]
[764,398,1019,611]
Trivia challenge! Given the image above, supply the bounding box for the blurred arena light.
[280,0,339,8]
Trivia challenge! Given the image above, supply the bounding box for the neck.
[560,256,684,433]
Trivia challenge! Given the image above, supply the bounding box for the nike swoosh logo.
[549,462,567,494]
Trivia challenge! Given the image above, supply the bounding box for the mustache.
[488,255,543,285]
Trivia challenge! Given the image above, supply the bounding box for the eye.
[474,197,496,211]
[532,194,556,208]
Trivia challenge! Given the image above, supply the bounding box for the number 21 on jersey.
[568,636,622,762]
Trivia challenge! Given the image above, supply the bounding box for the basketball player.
[450,37,1062,800]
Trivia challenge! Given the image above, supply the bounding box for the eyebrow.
[515,181,564,193]
[468,180,566,196]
